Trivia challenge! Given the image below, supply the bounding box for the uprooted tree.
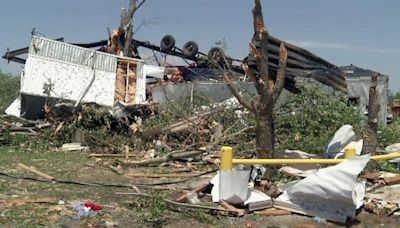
[220,0,288,158]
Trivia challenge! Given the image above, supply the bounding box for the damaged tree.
[220,0,287,158]
[120,0,146,57]
[363,74,380,155]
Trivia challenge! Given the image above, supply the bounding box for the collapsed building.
[2,32,387,122]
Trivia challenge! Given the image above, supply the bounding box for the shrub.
[378,119,400,148]
[0,70,20,113]
[276,85,363,154]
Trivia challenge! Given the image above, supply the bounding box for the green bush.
[378,119,400,148]
[0,70,20,113]
[276,86,363,154]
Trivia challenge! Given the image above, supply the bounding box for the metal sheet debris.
[324,125,355,158]
[210,166,271,206]
[210,165,251,205]
[5,95,21,117]
[275,155,370,223]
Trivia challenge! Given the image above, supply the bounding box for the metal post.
[344,147,356,159]
[220,146,233,171]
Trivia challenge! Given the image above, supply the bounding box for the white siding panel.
[30,36,117,73]
[21,55,116,107]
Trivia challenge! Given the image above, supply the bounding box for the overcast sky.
[0,0,399,91]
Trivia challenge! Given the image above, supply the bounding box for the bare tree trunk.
[218,0,287,158]
[256,109,274,158]
[120,0,146,57]
[363,74,380,155]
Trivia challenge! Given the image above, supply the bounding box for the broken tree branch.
[222,73,255,113]
[16,163,55,181]
[242,63,261,93]
[221,126,255,141]
[209,55,255,113]
[88,154,140,158]
[273,43,288,102]
[120,150,209,166]
[252,0,265,34]
[142,105,224,137]
[126,172,203,179]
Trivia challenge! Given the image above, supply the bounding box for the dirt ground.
[1,147,400,227]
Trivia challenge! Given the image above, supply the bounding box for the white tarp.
[275,155,370,223]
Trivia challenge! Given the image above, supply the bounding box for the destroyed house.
[3,34,349,118]
[340,65,389,125]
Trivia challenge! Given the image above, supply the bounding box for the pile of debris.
[3,94,400,225]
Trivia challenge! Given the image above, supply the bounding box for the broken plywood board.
[366,184,400,204]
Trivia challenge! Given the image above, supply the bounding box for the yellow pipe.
[221,146,400,167]
[231,152,400,166]
[344,147,356,159]
[232,158,344,165]
[220,146,234,170]
[370,152,400,161]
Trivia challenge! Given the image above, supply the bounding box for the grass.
[0,145,227,226]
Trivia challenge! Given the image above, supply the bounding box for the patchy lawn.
[0,146,220,227]
[1,146,400,227]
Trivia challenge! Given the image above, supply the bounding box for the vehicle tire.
[183,41,199,58]
[160,35,175,52]
[207,47,225,64]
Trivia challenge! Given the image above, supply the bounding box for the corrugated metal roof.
[29,36,117,73]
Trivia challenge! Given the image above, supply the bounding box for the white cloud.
[287,40,400,54]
